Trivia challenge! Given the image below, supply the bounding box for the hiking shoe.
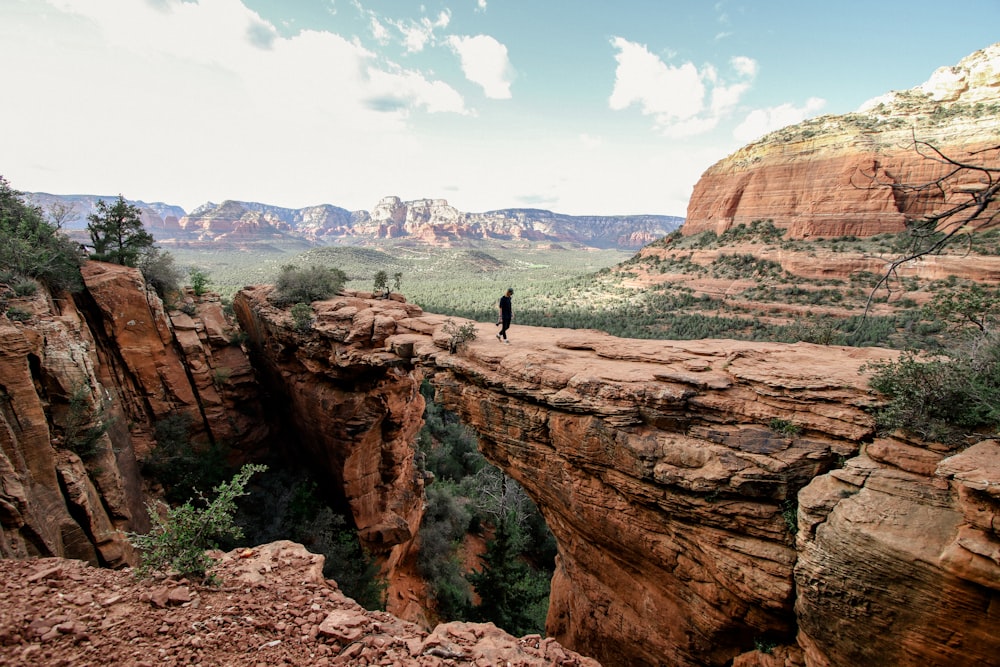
[504,339,510,344]
[496,333,502,341]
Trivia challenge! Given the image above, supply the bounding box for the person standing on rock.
[496,287,514,344]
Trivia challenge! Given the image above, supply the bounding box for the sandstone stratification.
[0,262,268,568]
[237,290,990,666]
[684,43,1000,239]
[795,437,1000,666]
[233,287,431,580]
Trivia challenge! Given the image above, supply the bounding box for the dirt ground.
[0,541,599,667]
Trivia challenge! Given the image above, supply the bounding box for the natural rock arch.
[232,287,1000,667]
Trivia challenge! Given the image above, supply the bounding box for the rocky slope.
[0,262,269,567]
[684,42,1000,239]
[0,540,597,667]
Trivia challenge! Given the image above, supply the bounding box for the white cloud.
[731,55,757,78]
[392,10,451,53]
[0,0,469,210]
[476,0,488,12]
[370,16,390,44]
[732,97,827,142]
[608,37,756,138]
[446,34,513,99]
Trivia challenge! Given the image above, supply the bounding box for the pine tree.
[87,195,154,267]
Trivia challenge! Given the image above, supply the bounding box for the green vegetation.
[61,383,113,460]
[290,302,314,331]
[0,176,83,293]
[87,195,156,267]
[416,381,553,633]
[769,418,801,437]
[189,268,211,296]
[442,318,477,352]
[373,269,388,294]
[866,337,1000,444]
[128,463,267,581]
[271,263,346,305]
[138,247,183,297]
[145,414,231,504]
[234,469,387,610]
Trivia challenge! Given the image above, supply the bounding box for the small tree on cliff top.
[87,195,155,267]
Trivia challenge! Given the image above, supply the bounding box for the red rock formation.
[232,287,430,582]
[237,288,1000,665]
[0,262,269,568]
[684,44,1000,239]
[795,437,1000,666]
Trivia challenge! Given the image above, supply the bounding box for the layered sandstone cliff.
[0,262,268,567]
[231,291,1000,667]
[684,43,1000,239]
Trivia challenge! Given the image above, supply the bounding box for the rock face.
[684,43,1000,239]
[232,287,430,577]
[231,291,1000,667]
[29,192,682,251]
[0,262,269,568]
[175,196,682,250]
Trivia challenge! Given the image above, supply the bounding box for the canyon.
[2,266,997,666]
[3,41,1000,667]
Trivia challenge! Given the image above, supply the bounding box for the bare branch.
[856,140,1000,321]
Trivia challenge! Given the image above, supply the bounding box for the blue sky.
[2,1,997,217]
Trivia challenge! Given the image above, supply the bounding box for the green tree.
[467,511,550,636]
[373,270,388,294]
[925,283,1000,334]
[189,267,212,296]
[393,271,403,292]
[0,176,83,292]
[87,195,155,267]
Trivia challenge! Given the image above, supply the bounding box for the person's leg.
[499,319,511,340]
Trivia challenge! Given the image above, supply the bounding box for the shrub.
[189,268,211,296]
[5,306,31,322]
[272,264,346,305]
[443,318,477,353]
[145,414,231,503]
[0,176,83,293]
[129,463,266,581]
[139,247,183,298]
[233,469,387,609]
[290,302,314,331]
[769,418,801,436]
[866,336,1000,444]
[11,278,38,297]
[61,383,113,459]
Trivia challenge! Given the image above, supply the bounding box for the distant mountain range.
[25,192,683,251]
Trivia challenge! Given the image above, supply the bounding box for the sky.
[2,1,998,217]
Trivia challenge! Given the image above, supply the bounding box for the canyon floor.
[0,541,598,667]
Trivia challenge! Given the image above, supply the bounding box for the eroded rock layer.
[684,43,1000,239]
[230,290,1000,667]
[0,263,269,567]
